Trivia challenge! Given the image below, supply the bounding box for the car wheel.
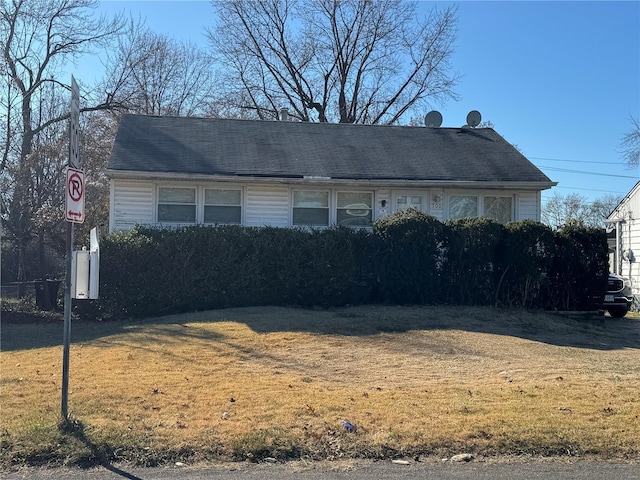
[607,307,628,318]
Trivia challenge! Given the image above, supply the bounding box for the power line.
[536,165,639,179]
[540,194,625,207]
[530,156,629,166]
[544,185,629,194]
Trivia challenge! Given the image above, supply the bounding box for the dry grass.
[1,305,639,467]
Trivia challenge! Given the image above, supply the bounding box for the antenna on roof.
[424,110,443,128]
[466,110,482,128]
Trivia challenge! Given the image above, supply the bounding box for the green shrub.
[496,221,555,308]
[373,208,447,304]
[89,225,375,318]
[547,225,608,311]
[81,218,609,319]
[444,218,504,305]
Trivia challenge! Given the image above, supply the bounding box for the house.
[106,114,556,232]
[606,180,640,307]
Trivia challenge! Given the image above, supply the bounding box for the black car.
[603,273,633,318]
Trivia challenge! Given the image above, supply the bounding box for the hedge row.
[80,209,608,319]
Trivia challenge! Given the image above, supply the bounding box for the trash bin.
[47,280,61,308]
[34,279,48,310]
[34,279,61,310]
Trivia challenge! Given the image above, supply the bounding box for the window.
[337,192,373,227]
[158,187,196,223]
[449,195,478,220]
[396,194,423,212]
[484,196,513,223]
[293,191,329,226]
[448,194,514,223]
[204,188,242,224]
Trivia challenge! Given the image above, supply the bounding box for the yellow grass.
[1,306,639,467]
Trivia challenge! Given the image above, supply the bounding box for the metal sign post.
[61,219,73,421]
[61,76,80,421]
[69,76,80,170]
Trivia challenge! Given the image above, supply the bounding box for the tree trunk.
[14,93,34,293]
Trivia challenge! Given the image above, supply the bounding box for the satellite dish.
[466,110,481,128]
[424,110,443,127]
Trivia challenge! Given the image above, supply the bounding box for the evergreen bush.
[373,208,447,304]
[496,220,555,308]
[444,217,504,305]
[82,216,609,319]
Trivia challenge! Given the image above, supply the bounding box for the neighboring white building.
[607,180,640,308]
[106,114,556,232]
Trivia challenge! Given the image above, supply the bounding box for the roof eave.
[606,179,640,220]
[106,169,556,190]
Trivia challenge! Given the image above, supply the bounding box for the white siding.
[624,219,640,306]
[109,179,546,230]
[517,192,539,221]
[110,180,154,231]
[610,186,640,305]
[245,186,289,227]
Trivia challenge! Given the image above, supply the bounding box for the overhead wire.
[533,155,637,207]
[534,165,638,179]
[529,156,628,166]
[544,185,628,194]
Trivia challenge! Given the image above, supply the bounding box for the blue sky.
[92,0,640,206]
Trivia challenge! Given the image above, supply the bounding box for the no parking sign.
[65,167,85,223]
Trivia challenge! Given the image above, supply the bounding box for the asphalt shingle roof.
[107,114,554,185]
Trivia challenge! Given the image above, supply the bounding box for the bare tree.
[1,0,125,285]
[589,193,623,226]
[32,111,117,249]
[542,192,622,229]
[103,27,217,116]
[621,116,640,168]
[209,0,459,124]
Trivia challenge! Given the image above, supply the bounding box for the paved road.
[3,459,639,480]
